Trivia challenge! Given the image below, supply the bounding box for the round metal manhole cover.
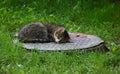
[13,33,104,50]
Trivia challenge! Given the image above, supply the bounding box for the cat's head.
[54,27,70,43]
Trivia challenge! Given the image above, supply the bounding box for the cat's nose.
[55,39,60,43]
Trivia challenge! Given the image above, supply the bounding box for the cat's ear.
[55,27,65,33]
[59,27,65,33]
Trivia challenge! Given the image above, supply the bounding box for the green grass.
[0,0,120,74]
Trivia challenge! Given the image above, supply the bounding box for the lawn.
[0,0,120,74]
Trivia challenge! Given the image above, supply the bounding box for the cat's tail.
[22,39,51,43]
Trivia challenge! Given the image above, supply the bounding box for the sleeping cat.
[18,22,70,43]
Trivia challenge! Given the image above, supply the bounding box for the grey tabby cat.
[18,22,70,43]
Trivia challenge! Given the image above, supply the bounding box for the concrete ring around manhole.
[13,33,107,51]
